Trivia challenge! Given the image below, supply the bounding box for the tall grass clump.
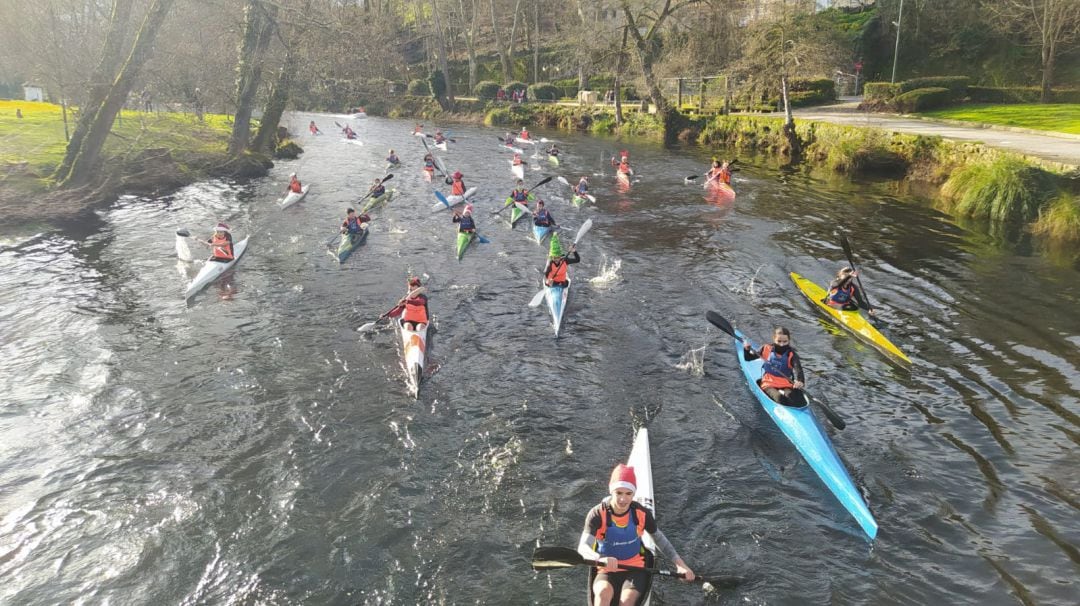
[1032,193,1080,242]
[940,156,1058,223]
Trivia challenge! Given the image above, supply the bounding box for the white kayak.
[545,277,570,337]
[434,141,448,151]
[184,236,249,299]
[280,184,309,209]
[510,161,525,180]
[342,138,363,146]
[587,425,657,606]
[431,186,478,211]
[398,318,428,399]
[351,112,367,119]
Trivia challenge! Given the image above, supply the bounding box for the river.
[1,113,1077,605]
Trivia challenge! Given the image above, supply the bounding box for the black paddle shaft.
[840,235,874,311]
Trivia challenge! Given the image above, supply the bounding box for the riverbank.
[369,96,1080,249]
[0,100,277,228]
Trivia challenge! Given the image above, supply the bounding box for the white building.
[23,84,44,102]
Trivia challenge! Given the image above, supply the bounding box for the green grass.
[0,99,231,191]
[920,103,1080,135]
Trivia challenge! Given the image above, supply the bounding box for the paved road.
[788,104,1080,168]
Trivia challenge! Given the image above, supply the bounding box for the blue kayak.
[545,279,570,337]
[532,223,553,244]
[734,328,878,539]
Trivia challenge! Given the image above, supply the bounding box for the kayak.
[280,184,309,209]
[733,327,878,539]
[342,138,363,146]
[432,187,479,212]
[435,141,448,151]
[571,194,589,207]
[505,195,532,228]
[532,222,553,244]
[586,425,656,606]
[511,161,525,180]
[336,225,368,264]
[351,112,366,119]
[790,272,910,364]
[361,188,396,214]
[502,143,525,154]
[704,179,736,199]
[398,318,428,399]
[616,171,631,185]
[545,277,570,337]
[455,230,476,260]
[386,161,402,171]
[547,153,560,166]
[423,167,434,182]
[184,236,249,299]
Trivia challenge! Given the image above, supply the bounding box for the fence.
[661,76,730,113]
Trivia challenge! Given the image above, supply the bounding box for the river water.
[1,113,1077,605]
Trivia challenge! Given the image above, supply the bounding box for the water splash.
[588,256,621,286]
[676,344,706,377]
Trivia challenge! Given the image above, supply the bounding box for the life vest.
[343,216,364,234]
[534,210,552,226]
[387,155,399,163]
[210,234,233,260]
[424,160,434,170]
[511,189,529,202]
[403,296,428,324]
[457,215,475,231]
[289,179,302,193]
[512,157,523,166]
[576,183,588,194]
[546,258,569,283]
[759,344,795,390]
[451,180,466,196]
[827,283,855,308]
[435,134,445,143]
[372,186,386,197]
[594,503,647,567]
[618,161,631,174]
[520,129,530,139]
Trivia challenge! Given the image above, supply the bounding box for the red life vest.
[594,503,647,567]
[759,344,795,390]
[546,259,568,283]
[210,234,233,260]
[827,283,855,308]
[289,179,302,193]
[618,161,631,174]
[451,181,466,196]
[403,296,428,324]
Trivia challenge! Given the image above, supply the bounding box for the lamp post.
[890,0,904,83]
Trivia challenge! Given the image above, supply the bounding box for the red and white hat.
[452,170,463,179]
[214,222,230,233]
[608,463,636,493]
[464,204,473,214]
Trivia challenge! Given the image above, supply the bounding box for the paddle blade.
[356,321,378,333]
[528,288,546,307]
[685,175,700,181]
[515,202,532,215]
[531,547,590,570]
[705,310,736,337]
[476,234,490,244]
[434,191,451,209]
[840,234,855,263]
[533,176,553,188]
[585,194,597,203]
[572,218,593,245]
[175,233,194,262]
[175,228,190,238]
[382,173,394,183]
[557,176,570,187]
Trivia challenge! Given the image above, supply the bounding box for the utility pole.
[890,0,904,83]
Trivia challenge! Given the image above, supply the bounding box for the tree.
[619,0,700,113]
[228,0,277,156]
[991,0,1080,102]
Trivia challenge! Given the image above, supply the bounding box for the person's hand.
[544,279,553,287]
[602,557,619,573]
[868,308,876,317]
[793,380,805,389]
[742,341,751,351]
[675,559,694,582]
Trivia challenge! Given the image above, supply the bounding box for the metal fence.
[661,76,730,113]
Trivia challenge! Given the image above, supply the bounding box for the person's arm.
[565,251,581,264]
[577,506,602,561]
[743,345,762,361]
[790,352,806,386]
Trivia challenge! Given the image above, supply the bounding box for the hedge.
[865,82,901,101]
[474,80,501,100]
[895,87,951,112]
[407,79,428,95]
[899,76,969,100]
[505,81,528,95]
[790,77,836,97]
[967,86,1080,104]
[527,82,561,101]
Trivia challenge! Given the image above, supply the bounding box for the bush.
[407,79,428,95]
[527,82,561,101]
[895,87,951,112]
[967,86,1080,104]
[1032,193,1080,242]
[505,81,528,96]
[899,76,969,99]
[941,156,1058,223]
[864,82,900,101]
[790,77,836,97]
[474,80,501,100]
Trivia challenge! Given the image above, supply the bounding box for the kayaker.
[340,208,371,234]
[423,153,436,175]
[308,121,320,135]
[533,200,556,228]
[434,130,446,144]
[575,176,589,195]
[286,172,302,194]
[519,126,530,140]
[504,131,516,146]
[826,267,874,316]
[413,123,424,135]
[612,151,632,176]
[578,463,695,605]
[512,153,527,167]
[742,327,807,407]
[452,204,476,233]
[386,149,400,165]
[543,234,580,287]
[547,143,560,157]
[450,171,467,196]
[205,223,234,263]
[369,178,386,198]
[343,124,357,139]
[400,277,429,331]
[507,179,530,205]
[705,159,731,185]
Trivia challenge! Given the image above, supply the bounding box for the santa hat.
[620,150,629,157]
[609,463,636,493]
[452,171,463,179]
[408,276,422,287]
[464,204,473,214]
[214,223,230,233]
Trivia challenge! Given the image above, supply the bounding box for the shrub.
[474,80,501,100]
[505,81,528,95]
[790,77,836,97]
[527,82,561,101]
[899,76,969,99]
[941,156,1058,223]
[894,87,951,112]
[1032,193,1080,242]
[864,82,900,101]
[407,79,428,95]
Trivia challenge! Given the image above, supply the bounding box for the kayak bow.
[336,225,368,263]
[184,236,250,299]
[398,318,428,399]
[280,185,309,209]
[455,230,476,260]
[545,278,570,337]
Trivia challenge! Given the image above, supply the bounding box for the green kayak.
[455,230,476,260]
[361,188,395,214]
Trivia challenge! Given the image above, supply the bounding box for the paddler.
[386,149,400,165]
[543,234,580,287]
[519,126,531,140]
[512,152,527,168]
[413,123,424,135]
[742,327,807,407]
[533,199,557,229]
[574,176,589,196]
[452,204,476,233]
[826,267,874,316]
[612,150,632,176]
[505,179,531,210]
[368,178,387,199]
[504,131,516,146]
[547,143,560,157]
[423,153,436,175]
[340,208,371,234]
[308,120,320,135]
[205,223,234,263]
[286,172,303,194]
[705,159,731,185]
[343,124,357,139]
[434,129,446,144]
[578,464,695,605]
[450,171,467,196]
[400,277,429,331]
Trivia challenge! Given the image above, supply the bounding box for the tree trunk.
[251,49,295,154]
[56,0,134,181]
[1040,36,1055,103]
[458,0,479,94]
[620,0,680,113]
[60,0,174,188]
[489,0,512,82]
[431,0,454,108]
[781,75,802,160]
[614,26,628,126]
[508,0,523,77]
[228,0,277,156]
[532,0,540,83]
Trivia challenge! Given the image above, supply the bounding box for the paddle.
[492,177,552,215]
[175,229,195,261]
[433,189,478,212]
[531,547,741,591]
[557,176,597,203]
[704,310,847,431]
[425,133,457,143]
[358,173,394,204]
[528,218,593,307]
[839,235,875,316]
[357,287,425,333]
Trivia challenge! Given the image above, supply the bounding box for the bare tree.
[991,0,1080,102]
[619,0,700,113]
[228,0,278,156]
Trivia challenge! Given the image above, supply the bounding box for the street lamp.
[891,0,904,83]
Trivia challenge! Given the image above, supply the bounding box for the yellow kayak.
[790,272,911,364]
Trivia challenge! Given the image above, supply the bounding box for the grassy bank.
[919,104,1080,135]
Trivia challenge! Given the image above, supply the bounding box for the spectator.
[16,108,23,119]
[497,88,505,102]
